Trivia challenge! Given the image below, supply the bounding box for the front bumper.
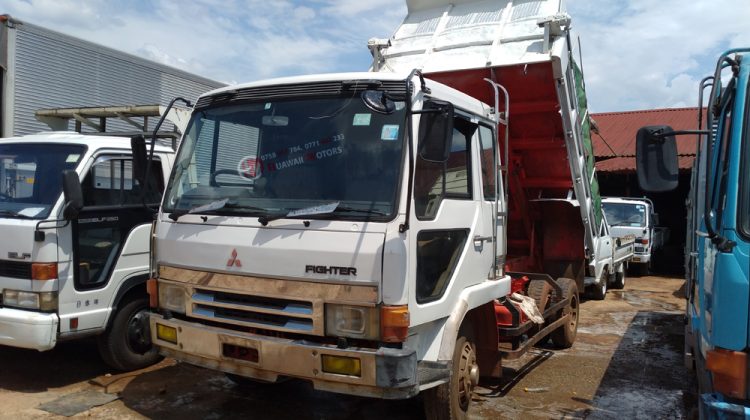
[0,307,58,350]
[150,313,420,399]
[700,393,750,419]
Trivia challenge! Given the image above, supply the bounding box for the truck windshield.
[163,95,406,221]
[602,202,647,227]
[0,143,86,219]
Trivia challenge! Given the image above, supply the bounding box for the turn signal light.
[381,305,409,342]
[31,262,58,280]
[706,348,747,398]
[146,278,158,308]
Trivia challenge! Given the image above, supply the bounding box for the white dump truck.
[144,0,628,417]
[602,197,665,276]
[0,106,183,370]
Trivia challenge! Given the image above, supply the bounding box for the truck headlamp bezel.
[2,289,58,312]
[158,282,187,314]
[325,304,379,340]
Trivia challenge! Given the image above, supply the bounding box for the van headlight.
[2,290,58,312]
[325,304,379,340]
[158,283,187,314]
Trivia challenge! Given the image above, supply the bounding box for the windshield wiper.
[330,206,386,216]
[0,210,33,219]
[258,203,386,226]
[168,198,267,221]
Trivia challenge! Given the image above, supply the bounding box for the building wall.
[5,19,224,137]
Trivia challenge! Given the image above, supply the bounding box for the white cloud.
[569,0,750,111]
[4,0,746,112]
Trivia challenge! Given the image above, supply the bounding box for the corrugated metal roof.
[591,107,704,158]
[592,107,705,173]
[595,156,695,174]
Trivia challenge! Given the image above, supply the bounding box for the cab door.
[59,155,163,333]
[409,111,495,325]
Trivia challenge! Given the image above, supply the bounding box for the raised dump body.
[370,0,613,292]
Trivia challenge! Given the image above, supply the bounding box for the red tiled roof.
[595,156,695,173]
[591,107,705,158]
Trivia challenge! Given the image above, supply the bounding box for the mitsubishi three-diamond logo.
[226,249,242,268]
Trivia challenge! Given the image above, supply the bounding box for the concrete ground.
[0,275,695,419]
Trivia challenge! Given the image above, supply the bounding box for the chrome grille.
[189,288,317,334]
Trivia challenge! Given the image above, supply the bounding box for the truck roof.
[602,197,653,206]
[0,131,175,154]
[198,71,495,118]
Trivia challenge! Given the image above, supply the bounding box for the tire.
[551,278,579,348]
[526,279,552,313]
[589,272,608,300]
[423,335,478,420]
[611,266,626,290]
[98,297,162,371]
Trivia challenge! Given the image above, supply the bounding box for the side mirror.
[418,100,454,162]
[62,170,83,220]
[131,135,148,186]
[636,125,679,192]
[652,212,660,226]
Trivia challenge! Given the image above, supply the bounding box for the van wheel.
[423,335,478,420]
[611,267,626,289]
[551,278,579,348]
[98,297,162,371]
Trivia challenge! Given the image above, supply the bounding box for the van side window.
[414,117,476,219]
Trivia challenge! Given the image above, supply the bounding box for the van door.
[59,155,163,333]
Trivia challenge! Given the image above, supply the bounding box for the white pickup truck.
[0,106,178,370]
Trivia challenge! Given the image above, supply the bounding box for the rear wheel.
[611,266,626,289]
[98,297,162,371]
[423,335,478,420]
[551,278,579,348]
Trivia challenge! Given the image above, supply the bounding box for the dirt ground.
[0,275,695,419]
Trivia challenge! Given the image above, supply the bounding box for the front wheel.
[98,297,162,371]
[423,335,478,420]
[589,272,608,301]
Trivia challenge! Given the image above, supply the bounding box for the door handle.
[474,235,493,245]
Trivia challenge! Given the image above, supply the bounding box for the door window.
[478,124,496,201]
[414,116,476,219]
[74,157,163,289]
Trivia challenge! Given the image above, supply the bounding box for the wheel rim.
[457,341,477,410]
[569,294,579,331]
[127,309,151,354]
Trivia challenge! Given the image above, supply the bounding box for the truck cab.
[0,131,174,371]
[602,197,659,275]
[636,48,750,417]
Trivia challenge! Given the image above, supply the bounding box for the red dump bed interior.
[425,62,585,275]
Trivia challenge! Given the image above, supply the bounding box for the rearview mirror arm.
[648,128,735,251]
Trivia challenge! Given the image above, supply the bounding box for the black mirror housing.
[131,135,148,185]
[62,170,83,220]
[418,100,454,162]
[636,125,679,192]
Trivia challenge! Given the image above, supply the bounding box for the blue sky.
[3,0,749,112]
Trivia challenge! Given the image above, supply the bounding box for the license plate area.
[220,335,261,365]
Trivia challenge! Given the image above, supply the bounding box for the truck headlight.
[325,304,379,340]
[2,290,58,311]
[158,283,187,314]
